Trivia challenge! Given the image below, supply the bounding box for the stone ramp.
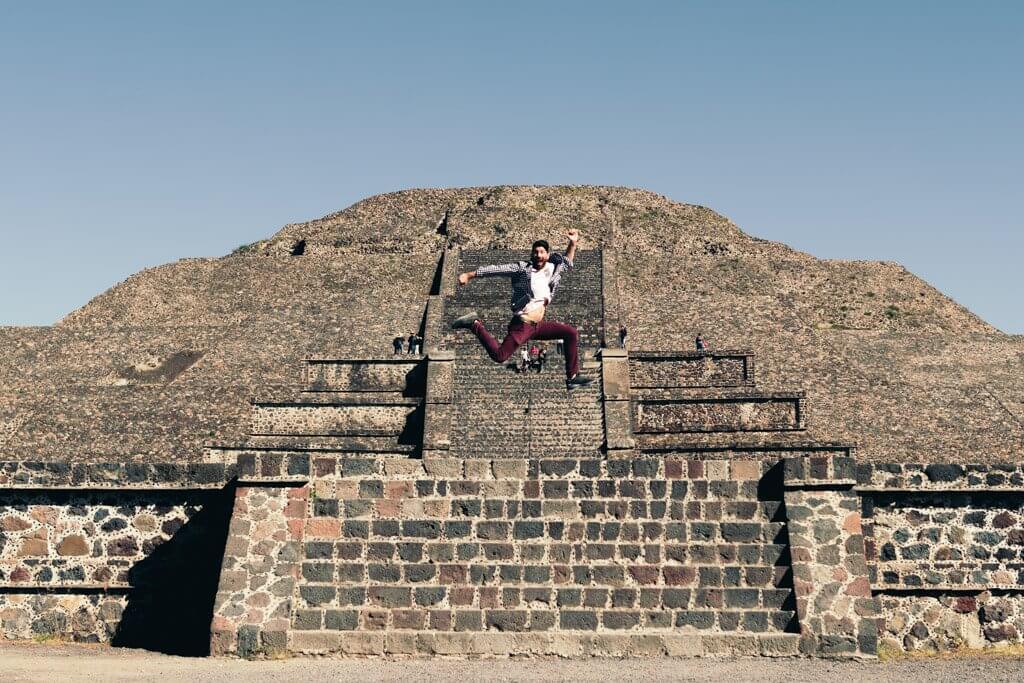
[449,357,604,458]
[440,249,606,458]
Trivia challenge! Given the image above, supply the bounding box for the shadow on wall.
[112,487,234,657]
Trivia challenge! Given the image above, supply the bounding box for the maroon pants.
[471,318,579,379]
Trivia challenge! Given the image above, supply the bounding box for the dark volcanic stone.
[924,464,964,482]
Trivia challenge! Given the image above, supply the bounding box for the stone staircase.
[440,249,606,458]
[449,357,604,458]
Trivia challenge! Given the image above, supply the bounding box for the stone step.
[250,400,421,437]
[240,435,419,453]
[634,433,826,452]
[633,391,806,434]
[283,630,802,657]
[303,357,426,394]
[630,350,756,389]
[289,610,798,636]
[205,444,417,465]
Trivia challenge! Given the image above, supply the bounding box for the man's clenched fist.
[567,228,580,244]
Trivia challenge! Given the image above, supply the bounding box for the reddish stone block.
[305,518,341,538]
[393,610,426,629]
[479,588,501,608]
[313,458,336,477]
[523,481,540,498]
[628,566,660,585]
[246,592,271,608]
[696,588,723,609]
[791,547,813,562]
[288,486,310,500]
[731,460,760,480]
[663,566,696,585]
[378,499,403,517]
[211,616,234,631]
[336,481,359,498]
[56,535,88,556]
[287,519,305,540]
[429,610,453,631]
[284,500,306,519]
[450,587,475,606]
[687,461,704,478]
[0,516,31,532]
[385,481,414,499]
[953,596,977,613]
[30,506,58,526]
[210,629,235,656]
[842,512,862,534]
[844,577,871,597]
[665,460,683,479]
[439,564,468,583]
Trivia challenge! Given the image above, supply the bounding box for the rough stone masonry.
[1,186,1023,658]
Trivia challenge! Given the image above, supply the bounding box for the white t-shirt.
[517,262,555,315]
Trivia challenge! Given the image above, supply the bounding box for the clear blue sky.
[1,1,1021,332]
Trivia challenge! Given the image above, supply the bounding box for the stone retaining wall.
[0,484,233,655]
[211,453,801,657]
[858,462,1024,652]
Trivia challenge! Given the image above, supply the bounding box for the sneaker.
[566,374,595,390]
[451,311,480,330]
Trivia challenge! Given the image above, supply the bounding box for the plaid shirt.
[474,253,573,313]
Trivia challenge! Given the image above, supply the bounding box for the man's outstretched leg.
[452,311,532,365]
[532,320,594,389]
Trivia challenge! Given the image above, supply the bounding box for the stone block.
[731,460,761,480]
[702,634,759,656]
[423,458,462,478]
[664,634,702,657]
[288,630,342,652]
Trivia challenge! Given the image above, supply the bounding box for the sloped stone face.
[0,185,1021,464]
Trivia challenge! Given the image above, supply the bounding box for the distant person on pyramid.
[695,333,709,352]
[451,229,595,390]
[392,335,405,355]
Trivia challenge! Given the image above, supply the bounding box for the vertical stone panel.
[210,484,304,657]
[784,485,878,657]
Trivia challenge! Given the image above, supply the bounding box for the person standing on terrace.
[450,229,594,390]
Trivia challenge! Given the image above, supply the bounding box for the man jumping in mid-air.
[450,229,595,390]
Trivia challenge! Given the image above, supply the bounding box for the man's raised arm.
[564,228,580,265]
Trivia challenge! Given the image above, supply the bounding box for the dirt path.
[3,641,1023,682]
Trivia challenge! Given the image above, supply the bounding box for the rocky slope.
[0,186,1019,461]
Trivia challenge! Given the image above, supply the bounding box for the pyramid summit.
[1,185,1023,657]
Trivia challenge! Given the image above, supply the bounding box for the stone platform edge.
[260,631,804,658]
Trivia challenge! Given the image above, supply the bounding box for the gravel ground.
[3,641,1024,683]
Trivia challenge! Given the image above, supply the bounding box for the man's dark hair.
[532,239,550,252]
